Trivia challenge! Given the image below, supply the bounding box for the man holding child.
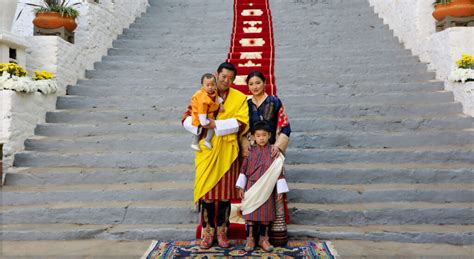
[182,62,250,249]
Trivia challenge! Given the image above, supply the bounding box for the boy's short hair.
[201,73,216,84]
[251,121,272,134]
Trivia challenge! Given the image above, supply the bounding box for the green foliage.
[18,0,81,19]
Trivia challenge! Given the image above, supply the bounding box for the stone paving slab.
[1,240,473,257]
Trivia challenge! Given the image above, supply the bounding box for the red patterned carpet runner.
[227,0,276,95]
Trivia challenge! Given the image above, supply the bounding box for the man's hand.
[238,189,245,199]
[202,119,216,129]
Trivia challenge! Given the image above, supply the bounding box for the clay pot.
[33,12,77,32]
[433,0,474,21]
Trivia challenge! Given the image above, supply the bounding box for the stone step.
[108,39,403,55]
[129,18,389,30]
[142,5,377,17]
[1,200,198,225]
[278,82,444,95]
[106,46,228,56]
[287,224,474,246]
[285,146,474,164]
[13,146,474,168]
[57,91,452,110]
[289,129,474,149]
[290,202,474,226]
[88,63,427,77]
[85,64,427,79]
[121,24,393,37]
[44,102,463,124]
[285,102,463,117]
[7,163,474,186]
[33,115,473,139]
[1,224,472,245]
[0,223,195,241]
[23,129,474,152]
[45,102,463,124]
[2,182,473,206]
[37,114,472,134]
[69,81,443,96]
[2,200,472,226]
[102,53,419,64]
[84,71,435,85]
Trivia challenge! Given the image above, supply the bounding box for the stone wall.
[1,0,149,179]
[368,0,474,116]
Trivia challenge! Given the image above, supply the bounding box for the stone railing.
[0,0,149,178]
[368,0,474,116]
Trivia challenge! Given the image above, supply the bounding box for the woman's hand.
[241,135,251,157]
[271,145,281,159]
[277,193,283,201]
[238,189,245,199]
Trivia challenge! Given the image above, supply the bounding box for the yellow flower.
[0,63,27,77]
[456,54,474,69]
[33,71,54,81]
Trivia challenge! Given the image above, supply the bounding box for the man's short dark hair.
[251,120,272,134]
[201,73,216,84]
[217,62,237,76]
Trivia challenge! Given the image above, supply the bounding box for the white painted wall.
[369,0,474,116]
[1,0,149,178]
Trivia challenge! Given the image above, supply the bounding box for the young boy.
[188,73,223,151]
[236,121,289,252]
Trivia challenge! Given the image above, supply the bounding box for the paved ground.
[2,240,473,258]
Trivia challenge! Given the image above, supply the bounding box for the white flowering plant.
[0,63,57,94]
[449,54,474,83]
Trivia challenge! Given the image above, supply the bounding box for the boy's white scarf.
[241,154,285,215]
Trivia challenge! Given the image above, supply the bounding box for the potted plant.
[23,0,81,32]
[449,54,474,83]
[0,63,58,94]
[432,0,474,21]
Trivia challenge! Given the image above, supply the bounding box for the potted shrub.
[0,63,58,94]
[432,0,474,21]
[449,54,474,83]
[26,0,81,32]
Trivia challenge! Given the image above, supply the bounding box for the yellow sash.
[194,88,249,203]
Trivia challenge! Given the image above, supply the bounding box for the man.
[182,62,249,249]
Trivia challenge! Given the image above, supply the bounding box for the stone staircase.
[2,0,473,251]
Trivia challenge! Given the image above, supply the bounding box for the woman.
[242,70,291,246]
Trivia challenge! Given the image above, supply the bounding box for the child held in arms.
[187,73,224,152]
[236,121,289,252]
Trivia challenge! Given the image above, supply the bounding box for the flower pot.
[33,12,77,32]
[0,0,18,32]
[433,0,474,21]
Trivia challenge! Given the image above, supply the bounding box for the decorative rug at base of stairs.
[227,0,276,95]
[142,240,338,258]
